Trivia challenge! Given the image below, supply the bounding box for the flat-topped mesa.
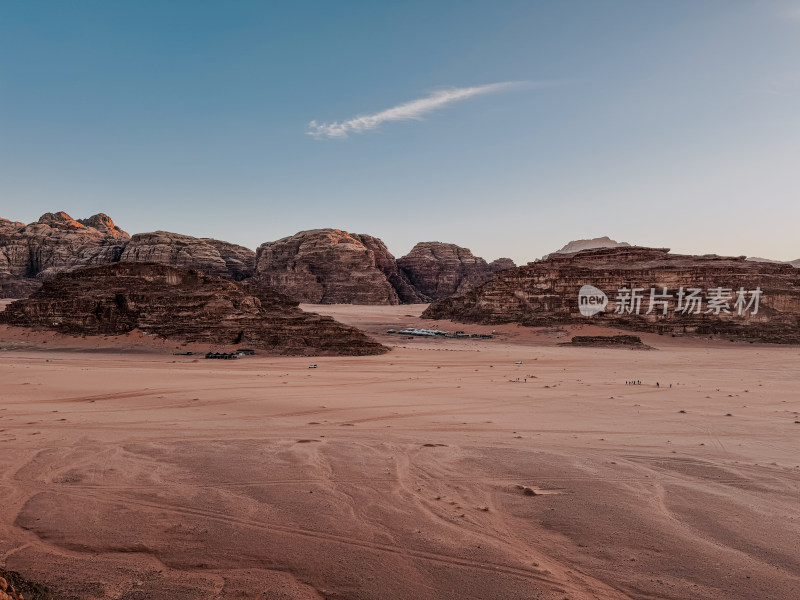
[0,262,388,356]
[254,229,424,304]
[397,242,516,301]
[0,212,130,297]
[423,246,800,343]
[121,231,255,281]
[551,236,631,256]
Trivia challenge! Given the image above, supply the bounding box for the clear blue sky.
[1,1,798,263]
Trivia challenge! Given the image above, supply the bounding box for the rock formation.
[488,257,516,273]
[120,231,255,280]
[0,569,53,600]
[560,335,651,349]
[423,246,800,343]
[0,263,387,356]
[397,242,515,301]
[0,212,130,297]
[355,234,427,303]
[747,256,800,269]
[254,229,424,304]
[548,236,630,257]
[1,213,259,298]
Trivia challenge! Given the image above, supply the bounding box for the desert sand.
[1,303,799,599]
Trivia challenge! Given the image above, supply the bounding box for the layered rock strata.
[120,231,255,280]
[0,212,129,296]
[254,229,424,304]
[0,263,387,356]
[423,246,800,343]
[397,242,515,301]
[1,213,257,297]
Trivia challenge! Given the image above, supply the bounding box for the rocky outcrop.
[121,231,255,280]
[561,335,651,349]
[255,229,422,304]
[0,263,387,356]
[489,258,516,273]
[0,212,130,297]
[0,569,54,600]
[423,246,800,343]
[549,236,630,256]
[748,256,800,269]
[356,234,427,303]
[397,242,515,301]
[0,213,260,298]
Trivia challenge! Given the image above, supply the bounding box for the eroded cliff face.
[254,229,415,304]
[0,212,130,297]
[120,231,255,281]
[355,234,427,303]
[397,242,515,301]
[423,246,800,343]
[0,263,387,356]
[0,213,260,297]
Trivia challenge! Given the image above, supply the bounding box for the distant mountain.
[548,236,631,257]
[747,256,800,268]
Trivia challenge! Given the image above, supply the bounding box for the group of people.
[625,380,671,388]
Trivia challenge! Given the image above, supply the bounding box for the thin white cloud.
[307,81,529,139]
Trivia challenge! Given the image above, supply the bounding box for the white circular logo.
[578,284,608,317]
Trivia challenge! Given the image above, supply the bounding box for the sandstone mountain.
[0,263,387,356]
[254,229,425,304]
[0,212,129,297]
[396,242,515,301]
[423,246,800,343]
[2,214,518,304]
[1,213,256,298]
[121,231,255,280]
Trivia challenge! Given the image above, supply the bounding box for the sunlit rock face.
[0,212,130,297]
[0,262,388,356]
[254,229,425,304]
[423,246,800,343]
[397,242,515,301]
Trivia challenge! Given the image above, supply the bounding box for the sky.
[1,0,799,264]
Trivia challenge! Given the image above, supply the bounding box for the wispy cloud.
[307,81,529,139]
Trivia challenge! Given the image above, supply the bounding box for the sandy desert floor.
[0,303,799,599]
